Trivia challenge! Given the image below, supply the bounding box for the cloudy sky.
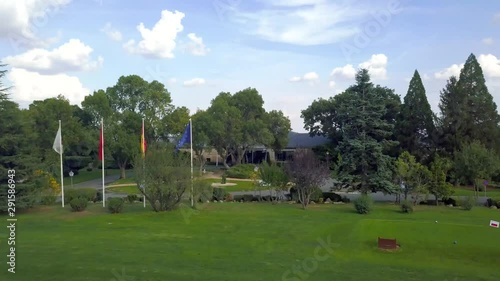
[1,0,499,132]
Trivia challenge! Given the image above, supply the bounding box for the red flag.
[141,119,146,158]
[99,123,104,161]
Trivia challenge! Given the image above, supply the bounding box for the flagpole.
[101,118,105,207]
[59,120,64,208]
[142,118,146,208]
[190,118,193,207]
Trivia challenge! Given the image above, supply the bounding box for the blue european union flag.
[175,122,191,151]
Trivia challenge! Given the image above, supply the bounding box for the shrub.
[461,196,475,211]
[225,164,256,179]
[69,198,88,212]
[353,195,373,214]
[108,198,125,213]
[341,196,351,203]
[221,174,227,184]
[194,181,213,202]
[86,167,93,172]
[442,197,457,206]
[95,191,103,203]
[233,195,244,202]
[486,198,500,208]
[309,187,323,202]
[40,195,57,205]
[65,188,96,204]
[127,194,138,203]
[224,193,233,202]
[322,192,342,202]
[213,187,228,201]
[400,200,414,213]
[243,194,254,202]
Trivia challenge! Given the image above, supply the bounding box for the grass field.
[107,185,140,194]
[452,186,500,198]
[64,169,121,184]
[1,203,499,281]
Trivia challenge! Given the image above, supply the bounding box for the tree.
[0,62,10,100]
[453,140,500,195]
[395,151,430,204]
[258,162,289,203]
[133,143,191,212]
[336,69,397,194]
[396,70,436,163]
[437,76,463,155]
[266,110,292,156]
[285,148,330,209]
[427,156,453,205]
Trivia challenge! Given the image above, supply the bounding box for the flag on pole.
[54,121,64,207]
[490,220,499,228]
[100,119,105,207]
[53,126,62,154]
[175,122,191,152]
[98,123,104,161]
[141,119,146,158]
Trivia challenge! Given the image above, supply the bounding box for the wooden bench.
[378,237,400,250]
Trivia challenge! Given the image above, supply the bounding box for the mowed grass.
[107,185,140,194]
[452,186,500,197]
[64,169,121,184]
[1,203,499,281]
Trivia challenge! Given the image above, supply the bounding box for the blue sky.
[1,0,499,132]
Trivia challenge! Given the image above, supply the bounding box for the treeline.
[302,53,500,194]
[0,71,291,210]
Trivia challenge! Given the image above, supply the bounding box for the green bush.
[400,200,413,213]
[341,196,351,203]
[233,195,244,201]
[486,198,500,208]
[322,192,342,202]
[95,191,103,203]
[225,164,256,179]
[213,187,228,201]
[243,194,254,202]
[461,196,475,211]
[309,187,323,202]
[443,197,457,206]
[69,198,88,212]
[108,198,125,213]
[127,194,138,203]
[65,188,96,204]
[40,195,57,205]
[353,195,373,214]
[221,174,227,184]
[195,181,213,202]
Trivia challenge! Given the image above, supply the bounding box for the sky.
[1,0,499,133]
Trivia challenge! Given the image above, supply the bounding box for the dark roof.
[286,132,329,148]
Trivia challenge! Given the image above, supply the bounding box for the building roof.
[286,132,329,148]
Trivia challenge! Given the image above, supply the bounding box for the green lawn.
[110,177,136,185]
[452,186,500,197]
[1,203,499,281]
[64,169,121,184]
[107,185,140,194]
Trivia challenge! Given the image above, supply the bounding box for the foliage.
[225,164,256,179]
[64,188,97,204]
[193,179,213,203]
[400,200,414,213]
[336,69,398,194]
[453,140,500,189]
[285,148,330,209]
[258,162,289,202]
[353,194,373,214]
[126,194,138,203]
[309,186,323,203]
[461,196,475,211]
[107,198,125,213]
[69,198,88,212]
[395,151,431,204]
[427,156,453,204]
[213,187,228,201]
[134,144,190,211]
[395,70,436,163]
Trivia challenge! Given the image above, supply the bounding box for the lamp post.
[69,171,74,189]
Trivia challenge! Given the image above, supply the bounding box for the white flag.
[53,126,62,154]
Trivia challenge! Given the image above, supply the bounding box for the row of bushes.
[69,197,127,213]
[224,164,256,179]
[486,198,500,208]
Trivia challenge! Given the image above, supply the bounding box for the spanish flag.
[141,118,146,158]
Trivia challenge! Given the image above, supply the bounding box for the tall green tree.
[266,110,292,154]
[395,151,430,204]
[336,69,397,194]
[427,156,453,205]
[191,109,211,175]
[396,70,436,163]
[437,76,463,155]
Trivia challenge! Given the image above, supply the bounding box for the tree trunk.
[435,194,439,205]
[118,161,127,179]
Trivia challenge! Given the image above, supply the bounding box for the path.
[72,174,121,188]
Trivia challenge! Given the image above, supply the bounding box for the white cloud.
[328,81,336,89]
[0,0,70,48]
[229,0,390,45]
[183,78,206,87]
[478,54,500,78]
[183,33,210,56]
[422,73,430,80]
[100,22,122,41]
[482,37,494,45]
[168,78,177,84]
[434,54,500,79]
[330,64,356,79]
[434,63,463,79]
[7,67,90,105]
[330,54,388,80]
[3,39,103,75]
[124,9,185,59]
[289,72,319,84]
